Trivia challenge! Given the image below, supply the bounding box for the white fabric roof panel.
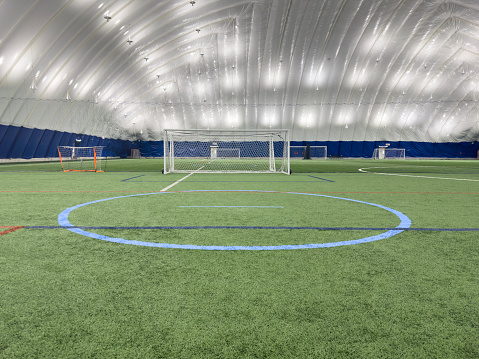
[0,0,478,142]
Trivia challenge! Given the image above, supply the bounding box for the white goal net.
[372,147,406,159]
[163,129,290,174]
[58,146,105,172]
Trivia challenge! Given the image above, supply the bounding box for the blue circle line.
[57,190,411,251]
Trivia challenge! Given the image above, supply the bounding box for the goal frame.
[372,147,406,160]
[57,146,105,172]
[163,129,290,174]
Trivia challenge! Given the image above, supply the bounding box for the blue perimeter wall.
[1,124,478,159]
[0,124,132,159]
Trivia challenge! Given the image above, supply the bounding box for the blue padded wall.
[290,141,479,158]
[0,124,132,159]
[1,124,478,160]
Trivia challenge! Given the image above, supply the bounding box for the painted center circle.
[58,190,411,250]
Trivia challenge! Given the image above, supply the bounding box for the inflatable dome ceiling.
[0,0,478,146]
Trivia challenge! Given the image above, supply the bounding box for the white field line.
[160,172,196,191]
[160,161,213,191]
[359,167,479,182]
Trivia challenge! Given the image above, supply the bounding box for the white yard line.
[359,167,479,182]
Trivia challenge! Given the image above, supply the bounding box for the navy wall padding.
[23,128,44,159]
[10,127,34,158]
[288,140,478,158]
[34,129,54,158]
[0,126,21,159]
[136,141,163,157]
[0,124,133,159]
[1,124,478,159]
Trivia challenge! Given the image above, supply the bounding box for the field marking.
[359,167,479,181]
[25,225,479,231]
[160,172,196,191]
[1,189,478,195]
[121,175,145,182]
[179,206,284,208]
[308,175,335,182]
[0,226,24,236]
[57,190,412,250]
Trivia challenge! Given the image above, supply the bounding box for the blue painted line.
[179,206,284,208]
[27,225,479,231]
[121,175,146,182]
[123,180,321,183]
[57,190,412,250]
[308,175,335,182]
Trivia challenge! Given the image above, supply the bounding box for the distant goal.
[58,146,106,172]
[163,129,290,174]
[290,146,327,159]
[372,147,405,160]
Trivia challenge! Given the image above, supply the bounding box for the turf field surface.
[1,159,478,358]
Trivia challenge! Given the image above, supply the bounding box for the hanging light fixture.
[104,11,112,22]
[30,79,37,92]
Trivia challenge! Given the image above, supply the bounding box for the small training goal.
[163,129,290,174]
[372,147,405,160]
[58,146,106,172]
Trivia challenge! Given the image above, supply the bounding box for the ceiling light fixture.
[127,37,133,45]
[30,79,37,92]
[144,57,149,62]
[104,11,111,22]
[196,29,201,33]
[190,1,196,6]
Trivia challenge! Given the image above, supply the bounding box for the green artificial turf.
[0,159,478,358]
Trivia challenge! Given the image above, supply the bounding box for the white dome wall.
[0,0,478,143]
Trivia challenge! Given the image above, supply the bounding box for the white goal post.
[57,146,105,172]
[372,147,406,160]
[163,129,290,174]
[290,146,327,159]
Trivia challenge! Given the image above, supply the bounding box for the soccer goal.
[290,146,327,159]
[163,129,290,174]
[58,146,106,172]
[372,147,406,160]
